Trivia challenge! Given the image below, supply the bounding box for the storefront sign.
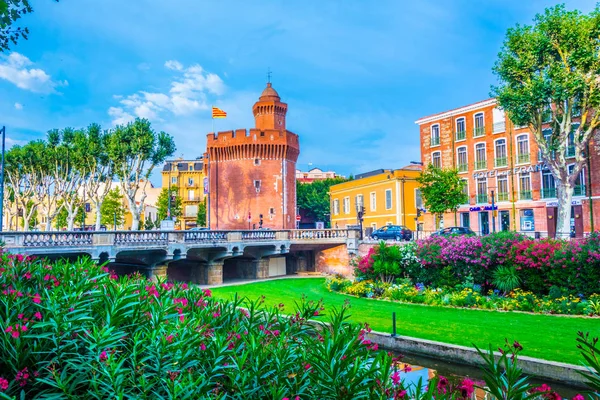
[545,199,582,207]
[469,205,498,212]
[472,163,547,179]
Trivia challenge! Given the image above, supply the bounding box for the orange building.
[416,99,598,237]
[206,83,300,230]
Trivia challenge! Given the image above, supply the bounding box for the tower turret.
[252,83,288,130]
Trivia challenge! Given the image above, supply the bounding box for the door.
[479,211,490,235]
[572,205,584,238]
[500,211,510,231]
[546,207,557,238]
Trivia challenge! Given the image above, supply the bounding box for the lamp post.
[0,126,6,231]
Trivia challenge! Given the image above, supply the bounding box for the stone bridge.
[0,229,359,285]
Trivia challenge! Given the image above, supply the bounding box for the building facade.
[416,98,599,237]
[162,158,206,230]
[206,83,300,230]
[296,167,342,183]
[329,166,422,234]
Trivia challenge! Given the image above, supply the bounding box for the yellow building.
[161,158,206,230]
[330,166,422,234]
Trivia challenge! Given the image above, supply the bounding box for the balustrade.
[241,230,277,240]
[22,232,93,247]
[114,231,168,245]
[184,230,228,242]
[290,229,349,240]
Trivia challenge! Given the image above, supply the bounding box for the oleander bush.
[0,254,599,399]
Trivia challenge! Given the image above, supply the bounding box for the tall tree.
[196,198,207,227]
[156,186,182,222]
[492,4,600,238]
[107,119,175,230]
[0,0,59,52]
[297,177,348,228]
[55,201,84,231]
[416,165,468,229]
[77,124,113,231]
[99,188,126,229]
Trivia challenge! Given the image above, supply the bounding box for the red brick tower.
[206,83,300,230]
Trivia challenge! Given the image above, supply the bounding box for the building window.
[541,169,556,198]
[371,223,377,230]
[476,177,487,203]
[456,146,468,172]
[475,143,486,170]
[254,158,261,166]
[171,177,177,184]
[189,164,193,171]
[520,209,535,231]
[430,124,440,146]
[385,189,392,210]
[343,197,350,214]
[188,178,194,186]
[519,173,532,200]
[188,190,195,200]
[333,199,339,215]
[461,212,470,228]
[473,112,485,137]
[431,151,441,168]
[269,207,275,215]
[370,192,376,212]
[415,189,423,209]
[356,194,364,211]
[495,139,507,167]
[516,135,530,164]
[497,176,509,201]
[455,118,466,141]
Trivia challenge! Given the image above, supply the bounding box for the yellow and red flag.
[212,106,227,119]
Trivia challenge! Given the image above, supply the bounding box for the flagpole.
[208,107,214,229]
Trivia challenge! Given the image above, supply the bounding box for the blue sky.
[0,0,594,184]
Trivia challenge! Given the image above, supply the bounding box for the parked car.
[430,227,476,237]
[370,225,412,241]
[188,227,209,231]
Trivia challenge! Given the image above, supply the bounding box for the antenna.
[267,67,272,84]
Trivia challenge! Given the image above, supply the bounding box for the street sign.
[248,212,251,222]
[296,215,301,221]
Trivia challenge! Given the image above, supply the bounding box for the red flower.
[390,371,401,385]
[0,377,8,391]
[99,351,108,362]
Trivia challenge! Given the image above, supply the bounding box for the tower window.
[260,132,265,137]
[254,158,261,166]
[254,180,261,190]
[269,207,275,215]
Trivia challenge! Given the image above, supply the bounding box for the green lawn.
[212,278,600,365]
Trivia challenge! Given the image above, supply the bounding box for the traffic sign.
[296,215,301,221]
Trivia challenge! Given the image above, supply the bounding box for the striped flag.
[212,106,227,119]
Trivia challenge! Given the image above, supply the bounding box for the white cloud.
[165,60,183,71]
[14,102,23,110]
[0,52,68,93]
[108,60,225,124]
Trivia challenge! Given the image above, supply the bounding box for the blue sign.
[470,205,498,212]
[203,177,209,194]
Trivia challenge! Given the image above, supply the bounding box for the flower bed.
[327,278,600,316]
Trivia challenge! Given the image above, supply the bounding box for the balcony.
[541,188,556,199]
[574,185,586,196]
[495,157,508,167]
[473,126,485,138]
[476,194,488,204]
[520,191,532,200]
[457,163,468,173]
[474,160,487,170]
[517,153,530,164]
[566,146,575,158]
[430,136,440,147]
[455,130,466,141]
[185,197,202,202]
[496,192,509,202]
[492,121,506,134]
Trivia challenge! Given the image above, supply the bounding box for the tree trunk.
[555,182,574,239]
[66,206,76,231]
[131,213,140,231]
[94,200,102,231]
[45,219,52,231]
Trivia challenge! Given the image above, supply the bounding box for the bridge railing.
[0,228,358,248]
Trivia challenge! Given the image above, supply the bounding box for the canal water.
[398,353,584,398]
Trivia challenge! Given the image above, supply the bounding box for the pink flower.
[181,283,188,290]
[202,288,212,297]
[313,311,319,316]
[11,331,19,338]
[99,351,108,362]
[572,395,585,400]
[5,326,12,333]
[17,314,24,320]
[32,293,41,304]
[23,272,31,279]
[402,365,411,373]
[200,343,206,351]
[0,377,8,391]
[34,312,42,320]
[459,378,474,398]
[304,363,311,370]
[20,325,27,332]
[166,335,174,343]
[390,371,401,385]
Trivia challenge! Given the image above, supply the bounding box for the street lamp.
[0,126,6,231]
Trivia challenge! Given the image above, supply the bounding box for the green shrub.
[493,266,521,293]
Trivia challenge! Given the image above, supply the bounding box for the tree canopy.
[492,4,600,237]
[156,186,182,222]
[297,177,349,228]
[0,0,59,52]
[416,165,467,225]
[99,189,126,229]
